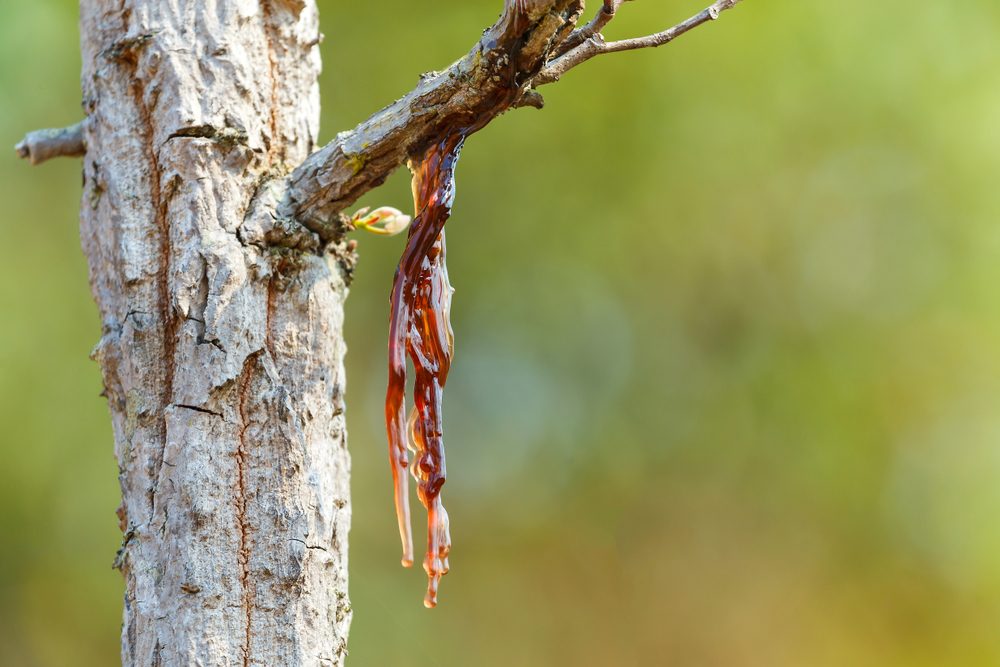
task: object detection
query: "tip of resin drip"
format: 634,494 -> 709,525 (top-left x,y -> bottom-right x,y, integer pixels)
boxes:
423,569 -> 443,608
423,589 -> 438,609
401,556 -> 414,568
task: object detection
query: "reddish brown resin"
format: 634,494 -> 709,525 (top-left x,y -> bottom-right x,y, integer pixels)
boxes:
386,133 -> 464,608
383,0 -> 533,607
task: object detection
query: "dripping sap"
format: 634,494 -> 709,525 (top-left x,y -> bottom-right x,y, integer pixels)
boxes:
383,1 -> 529,607
385,133 -> 464,608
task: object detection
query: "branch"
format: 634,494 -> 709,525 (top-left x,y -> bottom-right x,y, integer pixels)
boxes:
536,0 -> 744,85
283,0 -> 584,234
15,121 -> 86,165
283,0 -> 746,235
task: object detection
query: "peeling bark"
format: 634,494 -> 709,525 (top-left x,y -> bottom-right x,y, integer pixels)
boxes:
80,1 -> 351,664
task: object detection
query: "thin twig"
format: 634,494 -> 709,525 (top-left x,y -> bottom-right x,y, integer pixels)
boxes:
15,121 -> 86,165
555,0 -> 628,57
537,0 -> 744,86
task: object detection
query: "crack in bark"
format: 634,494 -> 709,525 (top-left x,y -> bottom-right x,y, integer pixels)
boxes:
289,538 -> 329,552
113,524 -> 137,571
113,13 -> 178,518
236,352 -> 262,667
166,123 -> 250,149
173,403 -> 225,419
265,277 -> 278,362
260,0 -> 284,167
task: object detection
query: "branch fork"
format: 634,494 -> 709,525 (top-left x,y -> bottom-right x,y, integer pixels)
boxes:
280,0 -> 744,236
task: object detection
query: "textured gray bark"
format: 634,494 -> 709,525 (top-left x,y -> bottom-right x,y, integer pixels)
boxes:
80,1 -> 352,664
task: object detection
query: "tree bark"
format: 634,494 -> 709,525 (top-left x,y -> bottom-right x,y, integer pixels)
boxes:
80,1 -> 352,664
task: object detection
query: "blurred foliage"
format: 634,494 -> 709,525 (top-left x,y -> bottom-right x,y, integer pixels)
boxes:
2,1 -> 1000,665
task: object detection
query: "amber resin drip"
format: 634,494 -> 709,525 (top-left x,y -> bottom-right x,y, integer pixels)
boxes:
384,0 -> 532,608
386,132 -> 465,608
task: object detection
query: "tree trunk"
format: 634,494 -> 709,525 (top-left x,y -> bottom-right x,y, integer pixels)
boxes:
80,1 -> 353,664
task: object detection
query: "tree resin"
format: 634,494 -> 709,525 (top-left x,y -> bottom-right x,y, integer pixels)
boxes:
385,133 -> 465,608
384,0 -> 532,608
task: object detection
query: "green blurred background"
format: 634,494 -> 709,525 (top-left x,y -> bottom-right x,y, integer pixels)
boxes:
3,1 -> 1000,665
